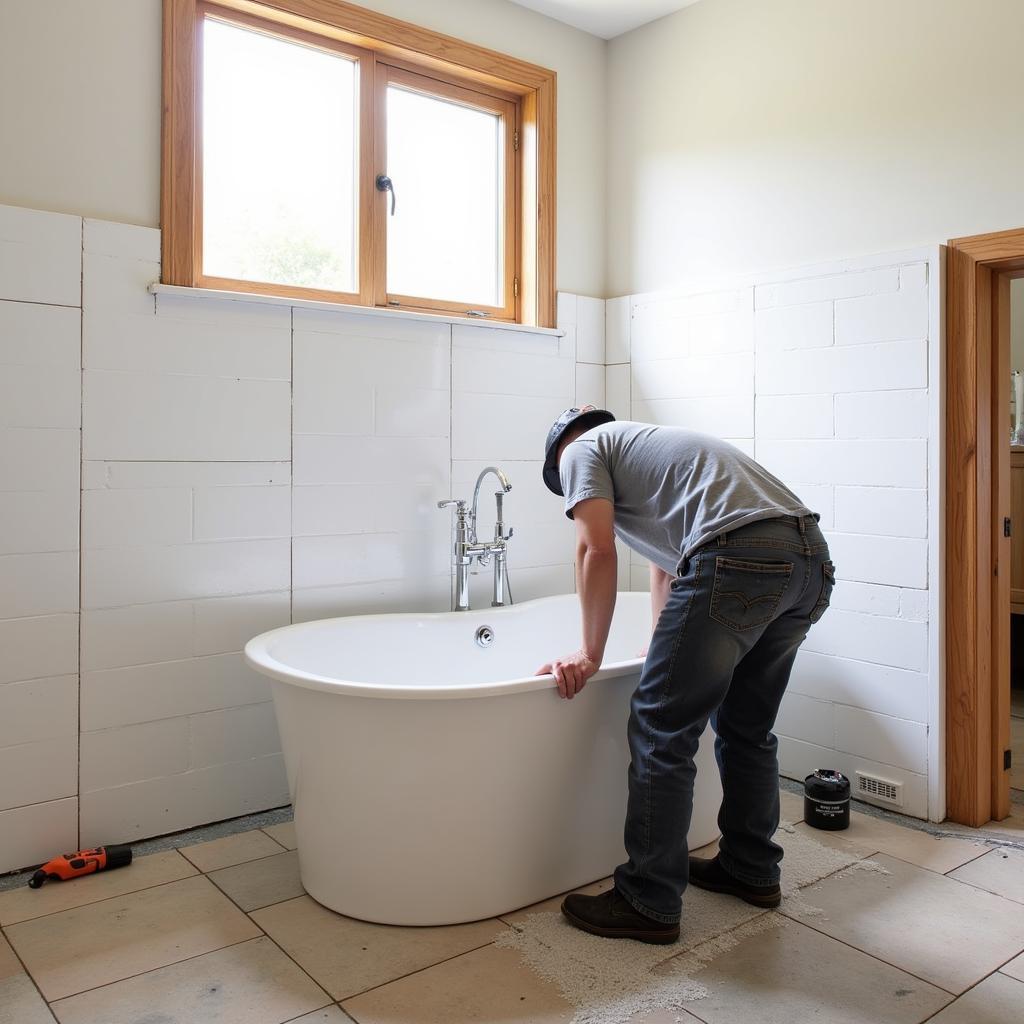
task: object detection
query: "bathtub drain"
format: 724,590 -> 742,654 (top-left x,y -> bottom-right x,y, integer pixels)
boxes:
475,625 -> 495,648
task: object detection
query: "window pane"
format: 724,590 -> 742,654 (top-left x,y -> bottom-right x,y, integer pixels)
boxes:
386,85 -> 503,307
202,19 -> 358,293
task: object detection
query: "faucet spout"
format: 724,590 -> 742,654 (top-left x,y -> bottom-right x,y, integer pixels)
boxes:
471,466 -> 512,542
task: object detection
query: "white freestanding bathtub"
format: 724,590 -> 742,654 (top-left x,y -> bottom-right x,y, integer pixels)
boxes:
244,592 -> 722,926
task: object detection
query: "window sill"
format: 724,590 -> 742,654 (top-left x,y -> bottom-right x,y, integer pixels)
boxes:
149,283 -> 564,338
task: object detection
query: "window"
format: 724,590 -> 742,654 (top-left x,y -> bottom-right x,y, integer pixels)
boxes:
162,0 -> 556,326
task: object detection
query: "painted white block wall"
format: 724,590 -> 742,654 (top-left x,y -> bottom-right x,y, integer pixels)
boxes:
0,206 -> 82,871
0,202 -> 597,870
612,249 -> 942,820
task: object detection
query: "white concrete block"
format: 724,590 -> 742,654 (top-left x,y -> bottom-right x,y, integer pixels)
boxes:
633,396 -> 754,436
834,705 -> 927,774
632,351 -> 754,401
0,675 -> 77,748
92,460 -> 290,490
0,736 -> 77,810
605,297 -> 631,364
835,390 -> 928,438
85,311 -> 291,380
790,650 -> 928,723
630,305 -> 687,362
687,308 -> 754,356
294,434 -> 449,488
80,718 -> 189,791
0,551 -> 78,618
556,292 -> 577,328
295,329 -> 449,435
82,487 -> 193,549
293,530 -> 448,589
0,491 -> 79,555
453,322 -> 567,359
0,797 -> 78,874
83,539 -> 290,609
0,204 -> 81,307
834,486 -> 928,538
828,581 -> 901,617
292,574 -> 452,622
756,394 -> 833,439
900,263 -> 928,290
727,438 -> 755,457
192,485 -> 291,541
755,301 -> 833,351
0,614 -> 78,685
469,562 -> 574,607
80,754 -> 288,847
453,347 -> 573,399
576,362 -> 606,408
755,268 -> 899,309
790,483 -> 833,528
835,287 -> 928,346
83,218 -> 161,262
629,564 -> 651,593
803,608 -> 927,672
576,296 -> 605,364
899,589 -> 929,622
606,364 -> 630,419
757,439 -> 926,488
0,300 -> 80,368
81,602 -> 194,672
293,481 -> 432,537
81,653 -> 270,731
452,393 -> 567,461
189,701 -> 280,768
774,691 -> 834,749
509,522 -> 572,570
756,340 -> 926,395
825,531 -> 928,589
83,371 -> 290,461
0,428 -> 79,492
83,253 -> 157,314
373,387 -> 451,439
192,592 -> 290,656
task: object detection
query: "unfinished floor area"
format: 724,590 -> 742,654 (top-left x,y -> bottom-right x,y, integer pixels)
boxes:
2,790 -> 1023,1024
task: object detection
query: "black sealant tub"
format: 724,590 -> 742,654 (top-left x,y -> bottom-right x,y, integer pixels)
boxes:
803,769 -> 851,830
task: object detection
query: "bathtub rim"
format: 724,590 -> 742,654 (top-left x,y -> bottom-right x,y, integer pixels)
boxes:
244,592 -> 647,701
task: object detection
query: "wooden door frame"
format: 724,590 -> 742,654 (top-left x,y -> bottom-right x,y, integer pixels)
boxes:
945,227 -> 1024,826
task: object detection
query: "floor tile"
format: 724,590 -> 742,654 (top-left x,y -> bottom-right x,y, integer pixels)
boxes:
49,936 -> 330,1024
6,874 -> 260,1000
286,1009 -> 353,1023
675,914 -> 951,1024
0,974 -> 56,1024
1003,949 -> 1024,983
793,811 -> 987,873
342,943 -> 573,1024
251,895 -> 507,1001
0,933 -> 20,979
925,971 -> 1024,1023
779,787 -> 805,823
180,829 -> 287,872
209,850 -> 304,911
625,1012 -> 703,1023
263,821 -> 297,850
0,849 -> 197,926
948,848 -> 1024,904
784,853 -> 1024,994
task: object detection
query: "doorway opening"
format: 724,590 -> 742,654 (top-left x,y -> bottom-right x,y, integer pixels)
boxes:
946,228 -> 1024,826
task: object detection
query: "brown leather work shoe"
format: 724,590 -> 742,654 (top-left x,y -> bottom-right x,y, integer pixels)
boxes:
688,854 -> 782,908
561,888 -> 680,944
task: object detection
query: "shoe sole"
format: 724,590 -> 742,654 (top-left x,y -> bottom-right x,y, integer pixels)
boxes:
688,875 -> 781,909
560,904 -> 680,944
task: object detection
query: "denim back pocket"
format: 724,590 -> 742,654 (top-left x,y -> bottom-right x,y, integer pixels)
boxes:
709,556 -> 794,631
809,560 -> 836,624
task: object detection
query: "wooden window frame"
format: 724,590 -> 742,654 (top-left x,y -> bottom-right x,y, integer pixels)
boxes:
162,0 -> 557,326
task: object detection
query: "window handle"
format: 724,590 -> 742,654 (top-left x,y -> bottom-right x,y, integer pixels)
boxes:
376,174 -> 396,215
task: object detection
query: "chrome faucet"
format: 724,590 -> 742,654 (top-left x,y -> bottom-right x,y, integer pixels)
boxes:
438,467 -> 514,611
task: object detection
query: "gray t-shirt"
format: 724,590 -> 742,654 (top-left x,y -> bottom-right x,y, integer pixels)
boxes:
560,421 -> 814,574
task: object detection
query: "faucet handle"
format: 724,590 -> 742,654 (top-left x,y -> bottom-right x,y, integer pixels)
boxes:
438,498 -> 469,515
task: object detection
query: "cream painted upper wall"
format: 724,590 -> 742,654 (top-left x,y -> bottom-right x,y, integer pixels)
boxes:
0,0 -> 606,296
607,0 -> 1024,297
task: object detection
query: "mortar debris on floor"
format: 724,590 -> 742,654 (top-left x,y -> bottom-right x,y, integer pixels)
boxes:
496,823 -> 870,1024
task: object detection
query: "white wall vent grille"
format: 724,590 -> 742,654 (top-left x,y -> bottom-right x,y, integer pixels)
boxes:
855,771 -> 903,807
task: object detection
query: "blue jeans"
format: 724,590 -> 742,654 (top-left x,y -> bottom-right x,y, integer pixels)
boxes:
613,515 -> 834,924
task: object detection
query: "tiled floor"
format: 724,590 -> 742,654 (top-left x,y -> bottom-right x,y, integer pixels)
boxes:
1,794 -> 1022,1024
